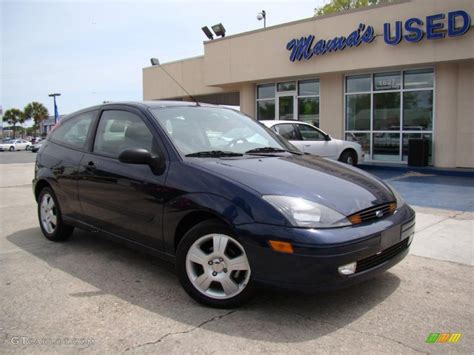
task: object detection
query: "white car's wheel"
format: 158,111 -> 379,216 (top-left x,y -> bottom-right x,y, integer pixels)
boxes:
9,146 -> 14,152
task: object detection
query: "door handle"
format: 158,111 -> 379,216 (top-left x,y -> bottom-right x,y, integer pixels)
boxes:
304,144 -> 311,147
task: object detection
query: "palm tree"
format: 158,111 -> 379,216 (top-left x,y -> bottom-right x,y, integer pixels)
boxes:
24,102 -> 49,135
3,108 -> 25,138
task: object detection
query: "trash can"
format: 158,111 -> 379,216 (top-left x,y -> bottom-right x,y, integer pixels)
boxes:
408,138 -> 429,167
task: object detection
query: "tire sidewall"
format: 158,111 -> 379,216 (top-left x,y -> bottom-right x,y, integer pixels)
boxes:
176,219 -> 254,308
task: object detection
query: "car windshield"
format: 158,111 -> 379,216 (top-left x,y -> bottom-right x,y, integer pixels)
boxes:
150,106 -> 300,157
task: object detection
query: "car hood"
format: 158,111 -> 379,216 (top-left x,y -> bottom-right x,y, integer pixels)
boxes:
189,154 -> 395,216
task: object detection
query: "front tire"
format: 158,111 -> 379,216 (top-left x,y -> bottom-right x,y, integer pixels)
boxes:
9,146 -> 14,152
38,187 -> 74,241
339,150 -> 357,166
176,220 -> 254,308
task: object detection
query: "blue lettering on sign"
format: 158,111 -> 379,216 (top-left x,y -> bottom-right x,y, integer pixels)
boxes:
286,23 -> 375,62
383,10 -> 471,45
287,10 -> 471,61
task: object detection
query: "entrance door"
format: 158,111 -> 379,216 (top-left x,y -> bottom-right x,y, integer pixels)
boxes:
277,94 -> 297,120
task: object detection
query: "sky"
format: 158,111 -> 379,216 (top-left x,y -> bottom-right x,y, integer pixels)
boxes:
1,0 -> 326,123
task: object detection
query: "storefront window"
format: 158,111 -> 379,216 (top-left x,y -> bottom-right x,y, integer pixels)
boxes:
374,72 -> 401,91
277,81 -> 296,92
373,133 -> 400,161
346,94 -> 370,130
403,91 -> 433,130
403,69 -> 434,89
257,84 -> 275,99
298,97 -> 319,126
257,100 -> 275,120
345,68 -> 434,164
373,92 -> 400,130
298,80 -> 319,96
346,75 -> 371,93
256,80 -> 319,124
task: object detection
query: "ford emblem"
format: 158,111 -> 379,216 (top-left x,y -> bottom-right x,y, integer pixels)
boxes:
375,210 -> 384,218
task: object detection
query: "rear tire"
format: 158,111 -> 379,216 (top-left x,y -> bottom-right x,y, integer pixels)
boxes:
9,146 -> 14,152
339,150 -> 357,166
176,219 -> 254,308
38,187 -> 74,241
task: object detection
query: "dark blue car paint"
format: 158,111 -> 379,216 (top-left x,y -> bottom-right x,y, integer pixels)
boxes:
33,101 -> 415,290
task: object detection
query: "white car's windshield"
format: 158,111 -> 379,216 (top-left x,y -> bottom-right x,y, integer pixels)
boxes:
150,106 -> 300,157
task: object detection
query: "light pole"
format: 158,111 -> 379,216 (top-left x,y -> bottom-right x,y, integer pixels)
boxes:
48,93 -> 61,124
257,10 -> 266,28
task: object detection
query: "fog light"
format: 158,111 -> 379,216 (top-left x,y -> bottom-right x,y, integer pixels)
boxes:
338,262 -> 357,275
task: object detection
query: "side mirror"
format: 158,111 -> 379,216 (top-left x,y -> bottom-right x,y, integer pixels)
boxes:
118,148 -> 165,174
324,134 -> 331,141
118,148 -> 152,165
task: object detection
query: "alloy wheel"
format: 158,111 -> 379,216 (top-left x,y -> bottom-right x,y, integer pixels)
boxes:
185,233 -> 251,300
40,193 -> 57,234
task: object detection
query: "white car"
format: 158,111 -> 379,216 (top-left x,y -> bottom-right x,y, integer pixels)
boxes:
261,120 -> 363,165
0,139 -> 32,152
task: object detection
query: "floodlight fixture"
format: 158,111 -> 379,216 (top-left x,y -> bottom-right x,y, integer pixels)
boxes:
211,23 -> 226,37
201,26 -> 214,40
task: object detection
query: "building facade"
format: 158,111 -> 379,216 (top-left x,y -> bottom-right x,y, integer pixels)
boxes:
143,0 -> 474,168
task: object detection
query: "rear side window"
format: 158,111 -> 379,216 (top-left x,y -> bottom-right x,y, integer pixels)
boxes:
297,124 -> 326,141
50,111 -> 96,149
273,124 -> 298,140
93,110 -> 158,158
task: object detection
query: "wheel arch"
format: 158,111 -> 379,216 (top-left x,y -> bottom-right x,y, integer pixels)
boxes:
339,148 -> 358,165
34,179 -> 52,202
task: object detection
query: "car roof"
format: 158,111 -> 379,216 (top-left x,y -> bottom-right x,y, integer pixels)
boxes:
64,101 -> 223,119
260,120 -> 313,126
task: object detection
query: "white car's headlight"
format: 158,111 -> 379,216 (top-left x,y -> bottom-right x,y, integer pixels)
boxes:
262,195 -> 351,228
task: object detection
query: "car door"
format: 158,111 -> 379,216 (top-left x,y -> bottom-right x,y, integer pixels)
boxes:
271,123 -> 305,151
77,106 -> 167,251
295,123 -> 335,158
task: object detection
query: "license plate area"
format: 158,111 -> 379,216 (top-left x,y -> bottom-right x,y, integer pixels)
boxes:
380,225 -> 401,250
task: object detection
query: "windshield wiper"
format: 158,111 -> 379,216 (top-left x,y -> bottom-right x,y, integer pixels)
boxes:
245,147 -> 286,154
185,150 -> 243,158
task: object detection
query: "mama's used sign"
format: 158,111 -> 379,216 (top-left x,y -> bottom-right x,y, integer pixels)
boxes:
286,10 -> 471,62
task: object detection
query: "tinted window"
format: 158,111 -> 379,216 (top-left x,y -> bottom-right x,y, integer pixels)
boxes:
50,111 -> 96,149
346,75 -> 371,93
404,69 -> 433,89
93,110 -> 157,158
257,84 -> 275,99
273,124 -> 298,140
257,100 -> 275,120
297,124 -> 326,141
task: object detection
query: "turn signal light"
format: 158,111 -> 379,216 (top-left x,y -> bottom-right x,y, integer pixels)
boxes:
389,202 -> 397,213
268,240 -> 294,254
348,214 -> 362,225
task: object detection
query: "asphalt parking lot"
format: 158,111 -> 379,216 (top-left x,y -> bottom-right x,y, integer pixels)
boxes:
1,151 -> 473,353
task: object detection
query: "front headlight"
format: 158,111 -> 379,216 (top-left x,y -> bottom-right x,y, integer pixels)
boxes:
262,195 -> 351,228
391,187 -> 405,208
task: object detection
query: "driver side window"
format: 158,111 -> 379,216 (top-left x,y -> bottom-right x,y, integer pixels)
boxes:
93,110 -> 159,158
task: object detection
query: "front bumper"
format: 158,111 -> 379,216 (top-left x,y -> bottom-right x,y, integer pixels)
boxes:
235,204 -> 415,291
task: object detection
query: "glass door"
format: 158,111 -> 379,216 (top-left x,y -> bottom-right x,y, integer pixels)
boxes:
277,94 -> 296,120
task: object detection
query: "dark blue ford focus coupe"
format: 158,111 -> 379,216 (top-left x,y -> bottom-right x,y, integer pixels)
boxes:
33,101 -> 415,307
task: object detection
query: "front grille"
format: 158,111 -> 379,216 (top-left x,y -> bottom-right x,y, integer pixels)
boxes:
355,238 -> 409,273
348,202 -> 396,225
